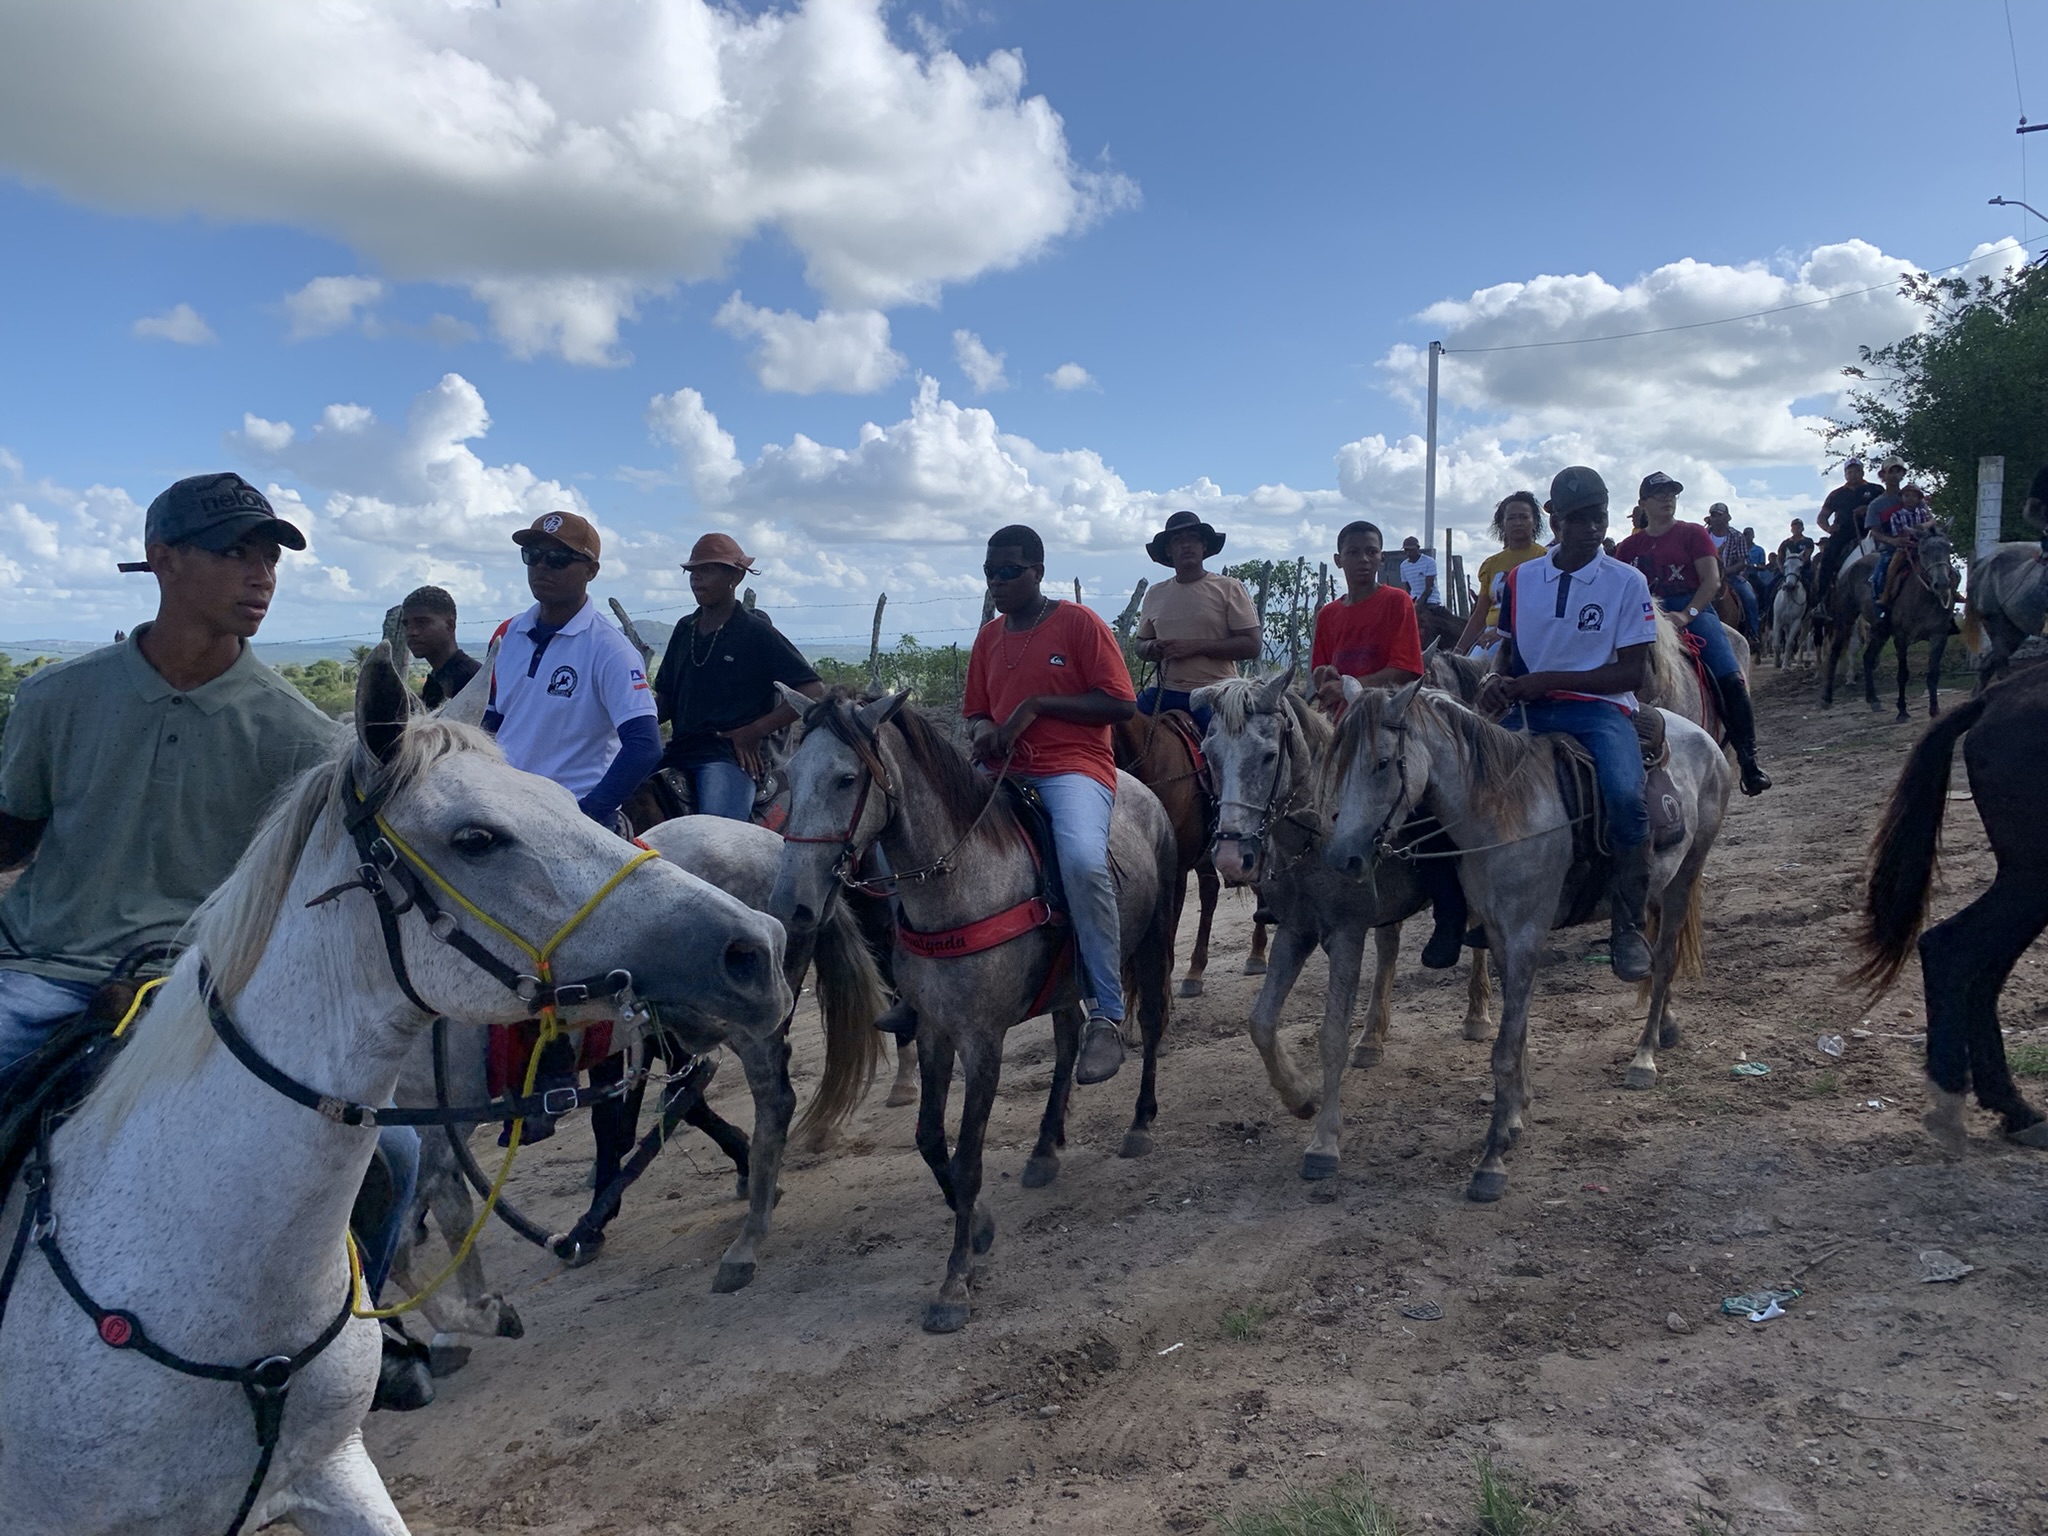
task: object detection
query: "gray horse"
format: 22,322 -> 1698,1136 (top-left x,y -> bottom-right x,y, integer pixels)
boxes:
1322,679 -> 1731,1203
1196,669 -> 1493,1183
769,689 -> 1178,1333
1962,541 -> 2048,690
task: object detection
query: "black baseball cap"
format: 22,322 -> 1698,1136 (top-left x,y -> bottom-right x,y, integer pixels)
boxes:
120,472 -> 306,572
1548,465 -> 1609,516
1638,471 -> 1684,499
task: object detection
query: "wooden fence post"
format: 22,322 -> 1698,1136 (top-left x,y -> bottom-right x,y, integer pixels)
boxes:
1114,577 -> 1148,639
1073,577 -> 1084,605
1287,556 -> 1306,677
980,588 -> 997,627
743,587 -> 757,611
866,593 -> 888,690
608,598 -> 654,671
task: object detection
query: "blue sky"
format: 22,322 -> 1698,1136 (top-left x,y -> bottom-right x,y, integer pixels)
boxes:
2,0 -> 2042,650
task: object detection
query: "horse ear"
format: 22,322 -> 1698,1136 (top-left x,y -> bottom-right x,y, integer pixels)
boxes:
1421,638 -> 1441,663
354,641 -> 411,764
1340,675 -> 1365,707
774,681 -> 814,718
1189,684 -> 1220,716
1384,675 -> 1424,727
1257,669 -> 1293,713
856,689 -> 911,733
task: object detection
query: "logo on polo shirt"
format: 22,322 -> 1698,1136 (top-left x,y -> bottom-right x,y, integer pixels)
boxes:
547,664 -> 579,697
1576,603 -> 1605,632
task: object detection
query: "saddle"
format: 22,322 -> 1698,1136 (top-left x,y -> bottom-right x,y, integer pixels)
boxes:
1677,629 -> 1723,742
0,977 -> 157,1202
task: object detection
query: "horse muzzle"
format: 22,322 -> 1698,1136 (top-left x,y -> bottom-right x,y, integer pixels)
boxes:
1211,834 -> 1262,886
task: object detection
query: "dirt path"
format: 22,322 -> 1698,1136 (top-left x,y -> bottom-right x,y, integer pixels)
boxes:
361,660 -> 2048,1535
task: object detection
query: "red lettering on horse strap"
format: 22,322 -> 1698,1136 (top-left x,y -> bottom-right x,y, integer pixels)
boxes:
896,897 -> 1061,961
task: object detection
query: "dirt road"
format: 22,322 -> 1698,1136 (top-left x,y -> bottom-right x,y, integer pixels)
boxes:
362,661 -> 2048,1535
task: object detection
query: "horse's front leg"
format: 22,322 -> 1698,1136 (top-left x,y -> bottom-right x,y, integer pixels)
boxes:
1628,855 -> 1698,1089
1863,623 -> 1887,711
1349,921 -> 1400,1067
1246,922 -> 1318,1117
1244,919 -> 1270,975
1469,926 -> 1538,1203
1926,627 -> 1948,719
886,1037 -> 920,1109
710,1030 -> 795,1294
913,1022 -> 958,1203
255,1431 -> 407,1536
1462,947 -> 1496,1041
926,1038 -> 1002,1333
1894,632 -> 1912,723
1304,925 -> 1367,1181
1024,1004 -> 1083,1188
1181,859 -> 1220,997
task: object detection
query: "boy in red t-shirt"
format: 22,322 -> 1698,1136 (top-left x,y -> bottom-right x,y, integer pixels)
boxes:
1307,520 -> 1469,967
962,524 -> 1138,1084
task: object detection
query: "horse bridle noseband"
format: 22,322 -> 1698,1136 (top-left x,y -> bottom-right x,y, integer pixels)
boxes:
1208,706 -> 1321,880
0,763 -> 663,1536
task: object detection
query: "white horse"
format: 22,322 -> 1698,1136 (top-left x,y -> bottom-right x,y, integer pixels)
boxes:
1772,556 -> 1814,668
0,652 -> 789,1535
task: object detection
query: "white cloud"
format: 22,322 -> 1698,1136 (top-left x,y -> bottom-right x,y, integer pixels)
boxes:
0,0 -> 1134,363
284,275 -> 385,340
131,303 -> 215,345
713,295 -> 906,393
1046,362 -> 1097,392
952,329 -> 1008,392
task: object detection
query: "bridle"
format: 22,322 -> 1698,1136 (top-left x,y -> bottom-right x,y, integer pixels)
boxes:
1208,704 -> 1320,880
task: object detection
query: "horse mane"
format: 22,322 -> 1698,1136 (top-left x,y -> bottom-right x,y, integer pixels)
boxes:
1205,675 -> 1334,754
802,688 -> 1008,849
1646,609 -> 1689,710
1329,686 -> 1537,838
78,717 -> 501,1136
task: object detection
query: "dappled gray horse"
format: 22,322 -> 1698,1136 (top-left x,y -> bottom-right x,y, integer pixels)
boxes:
1322,679 -> 1731,1203
1196,670 -> 1493,1183
769,689 -> 1177,1333
1962,540 -> 2048,691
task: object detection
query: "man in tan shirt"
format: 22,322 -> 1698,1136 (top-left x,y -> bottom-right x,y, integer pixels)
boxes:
1133,510 -> 1261,730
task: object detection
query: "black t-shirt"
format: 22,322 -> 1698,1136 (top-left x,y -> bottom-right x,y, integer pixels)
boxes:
1778,535 -> 1817,565
420,649 -> 481,709
654,605 -> 820,767
1820,481 -> 1881,539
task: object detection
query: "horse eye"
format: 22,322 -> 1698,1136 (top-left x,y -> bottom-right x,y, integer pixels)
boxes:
1375,757 -> 1393,771
451,826 -> 499,856
837,772 -> 859,789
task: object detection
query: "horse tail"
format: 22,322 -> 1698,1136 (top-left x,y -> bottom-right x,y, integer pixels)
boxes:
1851,690 -> 1989,997
791,897 -> 887,1146
1636,865 -> 1708,1007
1961,582 -> 1985,655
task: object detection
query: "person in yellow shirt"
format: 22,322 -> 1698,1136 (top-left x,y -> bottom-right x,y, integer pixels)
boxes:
1453,490 -> 1547,656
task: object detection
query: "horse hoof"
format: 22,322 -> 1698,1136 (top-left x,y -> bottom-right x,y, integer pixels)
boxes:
1466,1170 -> 1508,1203
1658,1021 -> 1681,1049
1894,711 -> 1910,725
1020,1155 -> 1059,1188
923,1300 -> 972,1334
550,1232 -> 604,1268
1349,1042 -> 1383,1069
1119,1129 -> 1153,1160
494,1302 -> 525,1340
427,1342 -> 471,1378
1300,1151 -> 1340,1181
885,1083 -> 918,1108
2007,1120 -> 2048,1149
971,1203 -> 997,1255
711,1260 -> 757,1294
1178,977 -> 1205,998
1624,1066 -> 1658,1091
1243,957 -> 1268,976
1291,1099 -> 1319,1121
1463,1017 -> 1493,1042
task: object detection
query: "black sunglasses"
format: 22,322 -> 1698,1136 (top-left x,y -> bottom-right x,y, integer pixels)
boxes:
983,561 -> 1033,582
522,544 -> 591,571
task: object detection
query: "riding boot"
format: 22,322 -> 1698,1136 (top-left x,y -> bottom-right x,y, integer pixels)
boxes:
1714,675 -> 1772,795
500,1033 -> 576,1146
1414,844 -> 1468,969
1605,841 -> 1654,983
871,996 -> 919,1045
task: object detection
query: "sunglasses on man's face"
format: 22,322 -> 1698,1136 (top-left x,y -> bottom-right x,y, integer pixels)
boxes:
522,545 -> 591,571
984,561 -> 1033,582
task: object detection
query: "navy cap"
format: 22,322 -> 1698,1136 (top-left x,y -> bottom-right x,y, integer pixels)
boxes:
124,473 -> 306,572
1637,470 -> 1684,500
1548,465 -> 1609,516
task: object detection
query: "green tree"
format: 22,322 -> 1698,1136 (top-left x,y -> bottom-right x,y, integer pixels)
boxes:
278,658 -> 360,718
1224,557 -> 1323,674
1827,260 -> 2048,539
0,652 -> 61,749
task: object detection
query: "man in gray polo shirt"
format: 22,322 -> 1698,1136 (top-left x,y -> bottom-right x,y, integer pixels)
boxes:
0,472 -> 339,1067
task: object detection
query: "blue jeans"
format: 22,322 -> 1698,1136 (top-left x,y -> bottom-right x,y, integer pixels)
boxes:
1136,685 -> 1213,734
1020,772 -> 1124,1022
1871,548 -> 1895,605
1661,597 -> 1741,681
0,969 -> 97,1077
690,759 -> 756,821
365,1124 -> 421,1302
1509,699 -> 1649,850
1728,575 -> 1759,638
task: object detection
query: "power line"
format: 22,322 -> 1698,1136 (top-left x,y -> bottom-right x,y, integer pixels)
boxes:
1439,245 -> 2018,356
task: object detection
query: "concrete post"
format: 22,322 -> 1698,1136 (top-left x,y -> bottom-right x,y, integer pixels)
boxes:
1978,455 -> 2007,562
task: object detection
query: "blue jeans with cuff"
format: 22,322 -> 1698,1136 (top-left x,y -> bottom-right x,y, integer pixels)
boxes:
1020,772 -> 1124,1022
1508,699 -> 1649,850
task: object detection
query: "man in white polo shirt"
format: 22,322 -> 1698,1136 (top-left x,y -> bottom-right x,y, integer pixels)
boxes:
1480,466 -> 1659,983
483,510 -> 660,828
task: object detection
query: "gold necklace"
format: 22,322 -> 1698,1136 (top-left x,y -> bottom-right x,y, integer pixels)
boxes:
998,597 -> 1053,669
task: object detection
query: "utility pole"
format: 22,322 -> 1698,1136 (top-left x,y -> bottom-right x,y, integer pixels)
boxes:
1423,340 -> 1442,552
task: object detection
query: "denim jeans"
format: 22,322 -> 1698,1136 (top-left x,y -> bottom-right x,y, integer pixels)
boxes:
1020,772 -> 1124,1022
1135,685 -> 1213,734
1728,575 -> 1760,637
0,969 -> 97,1077
1660,597 -> 1741,681
690,758 -> 757,821
1509,699 -> 1649,850
364,1124 -> 421,1302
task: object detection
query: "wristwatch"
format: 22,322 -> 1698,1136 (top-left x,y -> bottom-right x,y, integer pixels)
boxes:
1684,605 -> 1700,620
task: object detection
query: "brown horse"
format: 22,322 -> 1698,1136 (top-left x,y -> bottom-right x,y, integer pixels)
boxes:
1114,711 -> 1220,998
1821,538 -> 1958,720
